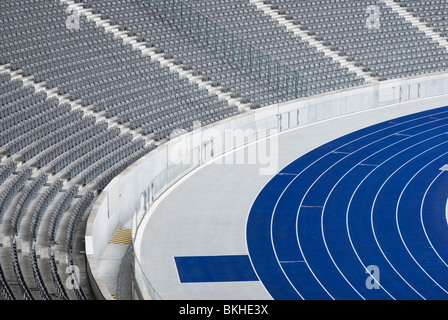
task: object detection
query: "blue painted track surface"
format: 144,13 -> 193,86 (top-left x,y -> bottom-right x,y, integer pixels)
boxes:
246,106 -> 448,300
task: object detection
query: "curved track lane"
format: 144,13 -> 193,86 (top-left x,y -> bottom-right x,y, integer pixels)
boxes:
247,106 -> 448,300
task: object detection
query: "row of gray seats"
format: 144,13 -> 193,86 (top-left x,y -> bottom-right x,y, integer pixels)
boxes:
48,247 -> 69,300
48,185 -> 79,244
11,172 -> 48,236
0,69 -> 152,299
95,143 -> 153,191
64,191 -> 95,300
78,0 -> 323,107
0,161 -> 17,186
29,180 -> 64,242
80,137 -> 146,186
66,132 -> 133,181
29,242 -> 51,300
396,0 -> 448,38
1,174 -> 90,300
51,126 -> 121,175
0,162 -> 17,300
65,192 -> 94,257
10,235 -> 33,300
0,262 -> 14,300
182,0 -> 364,88
35,117 -> 107,169
266,0 -> 448,80
0,0 -> 237,140
0,73 -> 152,186
0,166 -> 33,222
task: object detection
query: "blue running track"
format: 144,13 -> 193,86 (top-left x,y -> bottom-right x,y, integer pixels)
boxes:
246,106 -> 448,300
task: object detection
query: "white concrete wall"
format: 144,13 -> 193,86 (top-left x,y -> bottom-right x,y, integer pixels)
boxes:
85,71 -> 448,299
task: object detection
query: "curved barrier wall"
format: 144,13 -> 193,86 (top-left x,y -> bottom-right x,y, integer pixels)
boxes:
85,72 -> 448,299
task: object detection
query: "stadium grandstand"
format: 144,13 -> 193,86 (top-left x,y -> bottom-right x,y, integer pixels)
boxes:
0,0 -> 448,303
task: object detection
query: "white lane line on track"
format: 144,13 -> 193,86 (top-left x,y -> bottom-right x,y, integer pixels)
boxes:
321,125 -> 446,297
396,151 -> 448,296
344,136 -> 448,300
301,205 -> 324,208
297,121 -> 448,299
421,171 -> 448,268
267,109 -> 448,300
369,140 -> 448,300
319,125 -> 448,299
